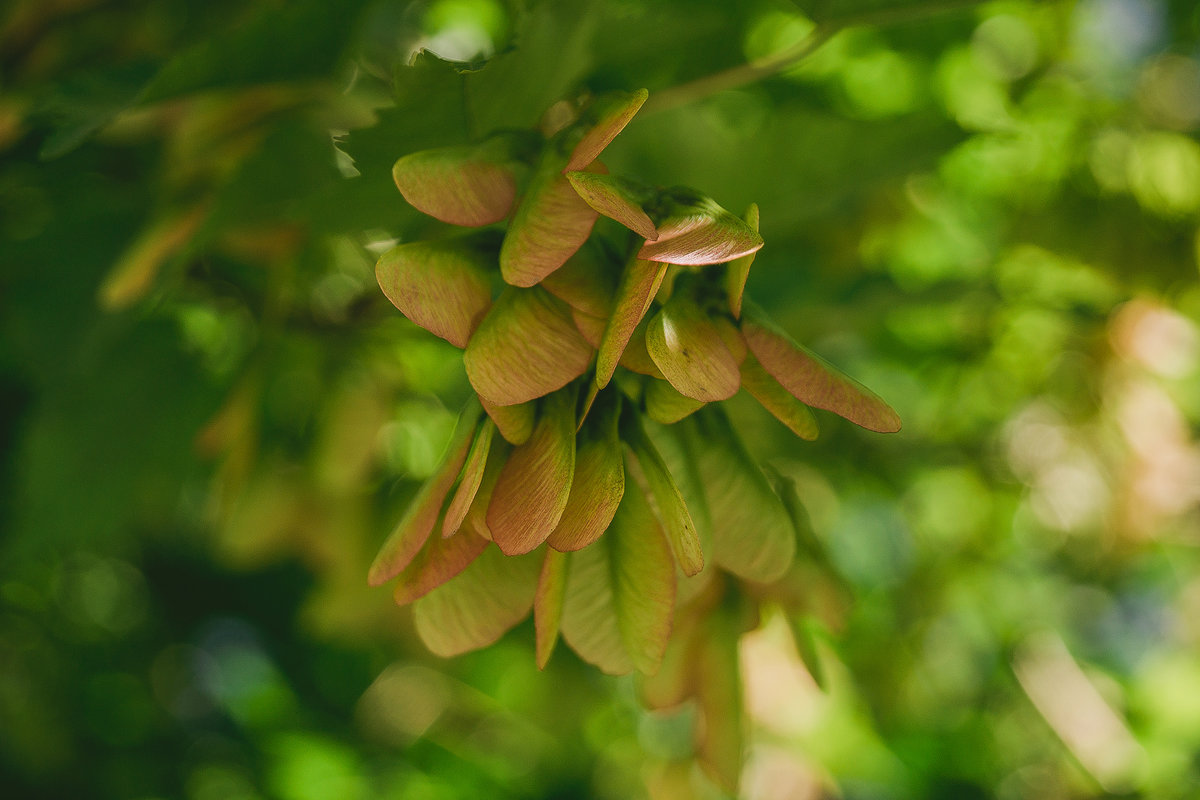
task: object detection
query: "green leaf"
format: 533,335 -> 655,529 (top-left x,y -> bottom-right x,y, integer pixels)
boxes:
393,528 -> 490,605
560,475 -> 676,675
565,171 -> 658,240
595,258 -> 668,389
413,546 -> 542,658
739,355 -> 819,440
645,295 -> 741,402
139,0 -> 372,103
687,408 -> 795,583
547,392 -> 624,551
637,192 -> 764,266
500,153 -> 599,287
99,205 -> 207,310
368,401 -> 481,586
564,88 -> 649,171
376,240 -> 493,348
392,142 -> 519,227
624,416 -> 705,577
535,548 -> 568,669
741,301 -> 902,433
644,378 -> 706,424
487,389 -> 577,555
540,245 -> 618,319
463,4 -> 603,133
442,419 -> 496,537
36,61 -> 157,160
464,287 -> 595,406
335,52 -> 473,230
481,396 -> 535,446
725,204 -> 760,318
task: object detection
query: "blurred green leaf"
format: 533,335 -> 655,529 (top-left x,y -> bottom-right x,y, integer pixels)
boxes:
35,61 -> 158,160
694,608 -> 743,792
140,0 -> 373,103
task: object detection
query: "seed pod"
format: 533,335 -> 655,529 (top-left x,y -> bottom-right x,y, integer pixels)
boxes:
487,389 -> 577,555
566,171 -> 657,240
563,88 -> 649,171
741,301 -> 901,433
375,239 -> 492,349
500,154 -> 600,287
725,204 -> 759,318
547,391 -> 624,552
646,294 -> 741,402
645,378 -> 705,425
465,287 -> 594,407
392,138 -> 523,226
638,190 -> 763,266
413,546 -> 542,657
739,355 -> 819,440
595,258 -> 668,389
559,463 -> 675,675
368,400 -> 481,587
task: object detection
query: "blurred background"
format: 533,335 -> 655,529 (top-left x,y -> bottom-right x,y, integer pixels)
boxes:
4,0 -> 1200,797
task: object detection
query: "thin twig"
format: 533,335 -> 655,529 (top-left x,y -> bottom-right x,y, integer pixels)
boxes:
643,0 -> 988,115
644,25 -> 837,115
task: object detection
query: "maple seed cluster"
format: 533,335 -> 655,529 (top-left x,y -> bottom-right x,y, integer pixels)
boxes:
369,88 -> 900,674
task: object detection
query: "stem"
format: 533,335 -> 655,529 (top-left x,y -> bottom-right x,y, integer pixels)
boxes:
643,0 -> 988,115
644,25 -> 836,115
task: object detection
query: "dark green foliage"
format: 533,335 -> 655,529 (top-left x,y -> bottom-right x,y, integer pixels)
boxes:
4,0 -> 1200,798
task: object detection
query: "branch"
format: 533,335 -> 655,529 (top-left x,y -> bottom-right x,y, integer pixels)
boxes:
643,0 -> 988,115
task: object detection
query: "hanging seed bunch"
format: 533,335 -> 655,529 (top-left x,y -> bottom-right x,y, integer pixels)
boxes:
369,88 -> 900,674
